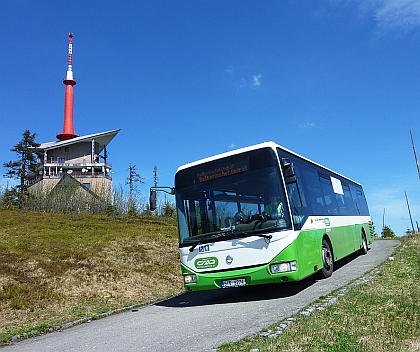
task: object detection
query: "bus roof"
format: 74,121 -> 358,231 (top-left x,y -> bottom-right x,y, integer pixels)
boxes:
176,141 -> 361,186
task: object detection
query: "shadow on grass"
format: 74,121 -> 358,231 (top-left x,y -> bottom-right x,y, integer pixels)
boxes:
156,250 -> 362,308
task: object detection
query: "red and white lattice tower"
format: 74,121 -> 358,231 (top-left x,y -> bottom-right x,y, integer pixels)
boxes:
57,33 -> 78,141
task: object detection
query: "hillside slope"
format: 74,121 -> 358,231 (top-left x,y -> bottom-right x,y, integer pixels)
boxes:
0,210 -> 183,343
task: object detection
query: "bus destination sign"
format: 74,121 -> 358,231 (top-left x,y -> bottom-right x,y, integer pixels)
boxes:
196,159 -> 249,183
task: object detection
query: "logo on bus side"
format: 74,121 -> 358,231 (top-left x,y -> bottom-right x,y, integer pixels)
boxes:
324,218 -> 330,226
195,257 -> 218,269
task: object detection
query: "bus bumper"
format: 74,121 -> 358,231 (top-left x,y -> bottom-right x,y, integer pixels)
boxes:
181,262 -> 301,292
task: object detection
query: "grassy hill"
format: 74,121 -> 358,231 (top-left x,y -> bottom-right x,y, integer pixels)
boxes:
1,209 -> 419,350
0,209 -> 183,344
218,233 -> 420,352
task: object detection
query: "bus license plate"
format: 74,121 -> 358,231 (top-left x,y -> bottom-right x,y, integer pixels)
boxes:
221,278 -> 246,288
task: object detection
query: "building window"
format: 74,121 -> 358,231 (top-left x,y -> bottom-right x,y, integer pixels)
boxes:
83,183 -> 91,189
58,158 -> 65,164
65,147 -> 69,152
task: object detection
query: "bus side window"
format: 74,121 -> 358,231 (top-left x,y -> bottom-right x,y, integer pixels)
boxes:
350,185 -> 369,216
284,162 -> 312,229
319,176 -> 339,215
342,184 -> 356,215
302,167 -> 327,215
336,193 -> 348,215
334,181 -> 350,215
278,152 -> 328,222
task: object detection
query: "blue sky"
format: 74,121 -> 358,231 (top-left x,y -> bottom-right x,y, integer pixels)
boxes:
1,0 -> 419,235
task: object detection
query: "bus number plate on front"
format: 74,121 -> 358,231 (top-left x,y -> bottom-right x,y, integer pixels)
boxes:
221,278 -> 246,288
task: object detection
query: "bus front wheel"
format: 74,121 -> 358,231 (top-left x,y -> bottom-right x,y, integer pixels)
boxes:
318,239 -> 333,279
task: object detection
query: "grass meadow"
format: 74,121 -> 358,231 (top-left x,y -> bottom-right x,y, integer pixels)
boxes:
0,209 -> 183,344
1,208 -> 419,350
218,234 -> 420,352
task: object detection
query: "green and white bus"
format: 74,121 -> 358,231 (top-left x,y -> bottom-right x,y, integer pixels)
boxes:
150,142 -> 374,292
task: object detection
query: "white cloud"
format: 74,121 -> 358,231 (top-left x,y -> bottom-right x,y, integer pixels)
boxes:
224,66 -> 234,73
233,74 -> 263,90
329,0 -> 420,33
226,143 -> 236,151
374,0 -> 420,31
251,74 -> 262,87
299,122 -> 315,128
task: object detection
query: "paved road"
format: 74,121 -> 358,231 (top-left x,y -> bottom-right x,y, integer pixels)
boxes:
2,240 -> 399,352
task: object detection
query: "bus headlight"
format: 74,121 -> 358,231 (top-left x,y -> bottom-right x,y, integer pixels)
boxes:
184,274 -> 197,284
270,261 -> 297,274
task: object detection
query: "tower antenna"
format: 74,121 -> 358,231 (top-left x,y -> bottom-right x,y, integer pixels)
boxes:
57,33 -> 78,141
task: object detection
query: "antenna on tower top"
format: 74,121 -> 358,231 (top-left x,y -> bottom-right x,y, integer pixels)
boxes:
57,33 -> 78,141
65,33 -> 74,80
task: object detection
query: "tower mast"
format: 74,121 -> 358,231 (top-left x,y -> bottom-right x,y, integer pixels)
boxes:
57,33 -> 78,141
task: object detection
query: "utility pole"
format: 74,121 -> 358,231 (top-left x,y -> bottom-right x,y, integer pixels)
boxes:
153,166 -> 158,214
382,208 -> 385,237
405,191 -> 415,233
153,166 -> 158,188
410,130 -> 420,180
126,164 -> 145,212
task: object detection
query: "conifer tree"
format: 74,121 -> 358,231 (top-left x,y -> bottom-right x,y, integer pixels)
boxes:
3,130 -> 42,207
382,225 -> 396,238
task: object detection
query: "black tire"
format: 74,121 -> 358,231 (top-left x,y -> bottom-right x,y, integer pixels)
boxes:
358,232 -> 368,255
318,238 -> 333,279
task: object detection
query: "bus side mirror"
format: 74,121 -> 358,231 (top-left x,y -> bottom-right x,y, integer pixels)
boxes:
282,158 -> 297,184
149,186 -> 175,211
150,189 -> 157,211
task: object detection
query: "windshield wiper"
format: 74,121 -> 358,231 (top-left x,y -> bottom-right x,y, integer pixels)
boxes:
232,224 -> 283,240
251,233 -> 273,240
234,230 -> 272,240
188,227 -> 275,252
188,230 -> 229,252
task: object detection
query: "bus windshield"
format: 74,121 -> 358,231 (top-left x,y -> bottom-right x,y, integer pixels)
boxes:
175,148 -> 292,247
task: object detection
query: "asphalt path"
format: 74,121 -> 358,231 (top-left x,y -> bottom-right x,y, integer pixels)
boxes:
2,240 -> 400,352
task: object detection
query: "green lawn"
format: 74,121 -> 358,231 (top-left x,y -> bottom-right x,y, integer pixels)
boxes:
1,209 -> 418,351
0,209 -> 184,344
218,234 -> 420,352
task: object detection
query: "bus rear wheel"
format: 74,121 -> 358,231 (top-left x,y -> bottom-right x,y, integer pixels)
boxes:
318,239 -> 333,279
358,232 -> 368,255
